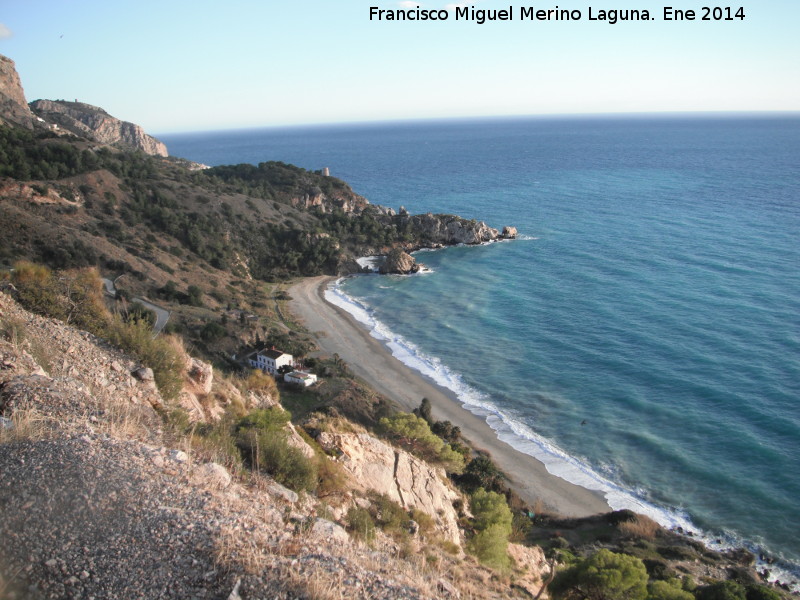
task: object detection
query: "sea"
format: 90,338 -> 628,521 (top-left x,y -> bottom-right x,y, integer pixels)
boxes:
161,115 -> 800,586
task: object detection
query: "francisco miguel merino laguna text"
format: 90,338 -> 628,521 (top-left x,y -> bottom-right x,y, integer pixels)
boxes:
369,6 -> 747,24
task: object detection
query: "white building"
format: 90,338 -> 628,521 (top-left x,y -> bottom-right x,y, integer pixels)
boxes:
284,371 -> 318,387
249,348 -> 293,375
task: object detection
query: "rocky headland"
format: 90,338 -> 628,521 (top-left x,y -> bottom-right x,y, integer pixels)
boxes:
29,99 -> 169,156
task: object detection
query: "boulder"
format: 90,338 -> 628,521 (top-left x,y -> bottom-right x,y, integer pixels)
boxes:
267,481 -> 299,504
284,422 -> 316,459
188,358 -> 213,395
197,462 -> 232,489
310,518 -> 350,545
502,226 -> 518,239
132,367 -> 154,382
379,248 -> 419,275
178,390 -> 206,423
506,543 -> 550,597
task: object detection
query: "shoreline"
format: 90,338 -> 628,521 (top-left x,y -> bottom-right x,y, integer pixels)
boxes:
288,275 -> 611,517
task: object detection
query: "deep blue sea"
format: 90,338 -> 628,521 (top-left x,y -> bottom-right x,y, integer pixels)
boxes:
162,115 -> 800,585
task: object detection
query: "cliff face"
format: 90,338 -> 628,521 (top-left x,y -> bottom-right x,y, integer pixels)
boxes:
0,54 -> 33,129
29,99 -> 168,156
316,431 -> 463,544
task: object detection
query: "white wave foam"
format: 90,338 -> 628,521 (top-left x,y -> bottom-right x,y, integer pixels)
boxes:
324,278 -> 799,591
356,256 -> 382,272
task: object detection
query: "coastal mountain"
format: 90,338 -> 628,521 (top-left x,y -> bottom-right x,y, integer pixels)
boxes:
0,53 -> 514,358
29,99 -> 169,157
0,55 -> 33,130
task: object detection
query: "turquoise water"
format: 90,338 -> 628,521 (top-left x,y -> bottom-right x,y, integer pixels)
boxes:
162,116 -> 800,584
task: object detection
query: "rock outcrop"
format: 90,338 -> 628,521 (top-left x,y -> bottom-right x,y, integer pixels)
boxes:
502,226 -> 518,239
379,248 -> 419,275
29,99 -> 168,156
316,431 -> 462,544
292,189 -> 371,215
400,213 -> 500,246
0,54 -> 33,129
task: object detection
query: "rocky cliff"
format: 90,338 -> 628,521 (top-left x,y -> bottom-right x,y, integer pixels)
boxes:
317,431 -> 462,544
0,54 -> 33,129
29,99 -> 168,156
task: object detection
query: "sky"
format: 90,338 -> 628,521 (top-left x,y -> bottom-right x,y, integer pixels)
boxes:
1,0 -> 799,133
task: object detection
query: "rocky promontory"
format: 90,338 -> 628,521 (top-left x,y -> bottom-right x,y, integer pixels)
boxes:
0,54 -> 33,129
370,214 -> 516,274
29,99 -> 168,156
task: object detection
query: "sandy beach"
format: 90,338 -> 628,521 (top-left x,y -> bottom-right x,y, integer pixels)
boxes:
288,275 -> 610,517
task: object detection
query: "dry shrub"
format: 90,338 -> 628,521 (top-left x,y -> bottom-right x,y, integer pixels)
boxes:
316,455 -> 350,499
214,525 -> 272,575
283,565 -> 346,600
0,408 -> 49,444
618,513 -> 661,540
244,369 -> 279,396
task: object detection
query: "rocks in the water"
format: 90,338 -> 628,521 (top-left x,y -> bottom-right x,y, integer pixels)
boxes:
379,248 -> 419,275
502,226 -> 518,239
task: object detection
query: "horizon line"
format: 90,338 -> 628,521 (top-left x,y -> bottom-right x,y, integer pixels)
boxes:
154,109 -> 800,137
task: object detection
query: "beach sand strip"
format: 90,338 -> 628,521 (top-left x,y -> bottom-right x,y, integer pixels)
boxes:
288,275 -> 610,517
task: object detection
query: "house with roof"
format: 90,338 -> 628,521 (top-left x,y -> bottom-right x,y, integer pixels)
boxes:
284,371 -> 318,387
248,348 -> 294,375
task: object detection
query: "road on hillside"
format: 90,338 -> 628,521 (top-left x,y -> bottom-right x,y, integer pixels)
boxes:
101,278 -> 170,336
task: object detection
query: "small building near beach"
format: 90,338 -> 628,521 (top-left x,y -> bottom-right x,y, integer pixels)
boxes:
248,348 -> 293,375
284,371 -> 318,387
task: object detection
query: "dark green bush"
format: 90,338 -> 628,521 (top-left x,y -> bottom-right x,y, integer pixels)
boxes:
696,582 -> 747,600
551,549 -> 649,600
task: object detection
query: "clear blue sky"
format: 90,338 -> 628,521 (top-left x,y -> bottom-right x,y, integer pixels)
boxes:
2,0 -> 798,133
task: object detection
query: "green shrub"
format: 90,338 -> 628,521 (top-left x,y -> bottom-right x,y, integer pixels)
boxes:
456,455 -> 506,493
410,508 -> 436,536
106,319 -> 184,400
471,488 -> 512,532
370,492 -> 411,535
316,456 -> 349,498
551,549 -> 649,600
467,488 -> 513,570
11,261 -> 68,321
236,407 -> 290,432
190,415 -> 243,473
234,408 -> 317,492
346,507 -> 376,542
469,523 -> 512,570
648,580 -> 695,600
379,411 -> 465,473
235,428 -> 316,492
